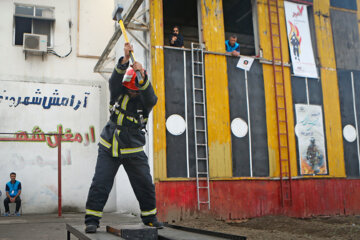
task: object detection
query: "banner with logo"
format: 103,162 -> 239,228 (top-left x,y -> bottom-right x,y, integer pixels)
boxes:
295,104 -> 327,175
284,1 -> 318,78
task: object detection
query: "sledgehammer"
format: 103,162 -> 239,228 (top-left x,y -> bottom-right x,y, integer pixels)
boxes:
112,4 -> 144,84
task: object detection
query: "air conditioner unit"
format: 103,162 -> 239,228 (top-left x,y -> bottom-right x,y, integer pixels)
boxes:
23,33 -> 47,53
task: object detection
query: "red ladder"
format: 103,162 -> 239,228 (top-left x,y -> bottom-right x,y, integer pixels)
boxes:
267,0 -> 292,207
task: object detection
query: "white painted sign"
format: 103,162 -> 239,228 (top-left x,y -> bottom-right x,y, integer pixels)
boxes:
0,81 -> 101,213
284,1 -> 318,78
295,104 -> 327,175
236,56 -> 255,71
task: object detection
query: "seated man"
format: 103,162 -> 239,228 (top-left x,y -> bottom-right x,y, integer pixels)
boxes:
225,35 -> 240,57
169,26 -> 184,48
4,172 -> 22,216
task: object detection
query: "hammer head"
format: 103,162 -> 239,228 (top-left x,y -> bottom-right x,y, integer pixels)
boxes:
112,4 -> 124,21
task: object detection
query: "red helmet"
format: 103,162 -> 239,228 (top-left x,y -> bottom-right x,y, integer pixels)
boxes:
122,68 -> 139,90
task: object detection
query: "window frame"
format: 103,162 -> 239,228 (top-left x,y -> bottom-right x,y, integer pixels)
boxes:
13,3 -> 55,48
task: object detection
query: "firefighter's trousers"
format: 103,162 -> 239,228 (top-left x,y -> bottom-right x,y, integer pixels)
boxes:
85,147 -> 156,226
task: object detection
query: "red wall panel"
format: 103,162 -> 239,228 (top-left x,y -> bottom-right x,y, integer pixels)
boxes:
155,179 -> 360,222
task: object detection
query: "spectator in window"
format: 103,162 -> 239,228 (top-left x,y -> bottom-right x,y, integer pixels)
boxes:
4,172 -> 22,217
169,26 -> 184,48
225,35 -> 240,56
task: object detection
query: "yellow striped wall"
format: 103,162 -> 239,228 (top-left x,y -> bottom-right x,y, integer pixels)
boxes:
200,0 -> 232,178
313,0 -> 345,177
150,0 -> 167,181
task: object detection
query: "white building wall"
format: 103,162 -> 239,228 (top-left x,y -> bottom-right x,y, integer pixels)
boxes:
0,0 -> 120,214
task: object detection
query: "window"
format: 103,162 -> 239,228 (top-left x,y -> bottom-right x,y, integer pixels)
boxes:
163,0 -> 199,48
223,0 -> 256,56
14,4 -> 55,47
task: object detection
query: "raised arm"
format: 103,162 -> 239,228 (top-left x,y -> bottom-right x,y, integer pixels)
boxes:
108,43 -> 132,105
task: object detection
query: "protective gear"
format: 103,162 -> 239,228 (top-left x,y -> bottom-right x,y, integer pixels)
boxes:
85,225 -> 98,233
85,56 -> 160,228
122,68 -> 139,90
85,148 -> 157,226
143,216 -> 164,229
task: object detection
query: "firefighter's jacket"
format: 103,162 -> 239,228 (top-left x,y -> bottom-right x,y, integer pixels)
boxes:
99,57 -> 158,157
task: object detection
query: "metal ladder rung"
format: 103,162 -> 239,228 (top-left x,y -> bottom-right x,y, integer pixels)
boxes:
193,61 -> 203,64
197,158 -> 207,160
193,74 -> 203,78
194,88 -> 204,91
194,101 -> 204,104
195,115 -> 205,118
200,201 -> 209,204
198,186 -> 209,189
196,129 -> 206,132
197,143 -> 207,146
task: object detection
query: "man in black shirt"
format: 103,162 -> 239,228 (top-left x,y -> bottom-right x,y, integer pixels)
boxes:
169,26 -> 184,48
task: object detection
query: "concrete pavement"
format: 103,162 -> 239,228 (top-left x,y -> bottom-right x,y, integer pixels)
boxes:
0,212 -> 141,240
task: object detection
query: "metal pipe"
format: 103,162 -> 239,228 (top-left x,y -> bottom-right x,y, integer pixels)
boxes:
305,77 -> 310,105
351,72 -> 360,175
245,70 -> 253,177
58,133 -> 62,217
184,51 -> 190,178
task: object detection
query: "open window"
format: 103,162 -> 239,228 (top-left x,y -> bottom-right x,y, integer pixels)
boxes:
14,4 -> 55,47
163,0 -> 199,48
222,0 -> 257,56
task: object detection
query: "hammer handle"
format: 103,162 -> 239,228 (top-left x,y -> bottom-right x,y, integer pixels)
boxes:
119,20 -> 144,84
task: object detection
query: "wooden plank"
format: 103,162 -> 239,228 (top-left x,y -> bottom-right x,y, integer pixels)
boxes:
313,0 -> 345,177
150,0 -> 167,181
200,0 -> 232,178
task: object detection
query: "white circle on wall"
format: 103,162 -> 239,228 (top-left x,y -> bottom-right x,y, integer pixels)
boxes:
343,124 -> 357,142
166,114 -> 186,136
231,118 -> 248,138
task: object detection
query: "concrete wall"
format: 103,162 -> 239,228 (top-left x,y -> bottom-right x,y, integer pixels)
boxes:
0,0 -> 115,214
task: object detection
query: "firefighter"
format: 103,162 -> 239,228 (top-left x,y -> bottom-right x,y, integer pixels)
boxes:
84,43 -> 163,233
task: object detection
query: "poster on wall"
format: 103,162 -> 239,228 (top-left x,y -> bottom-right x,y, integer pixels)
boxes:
0,81 -> 101,213
284,1 -> 318,78
295,104 -> 327,175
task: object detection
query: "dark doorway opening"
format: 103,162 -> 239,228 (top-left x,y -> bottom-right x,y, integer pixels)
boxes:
223,0 -> 256,56
163,0 -> 199,48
